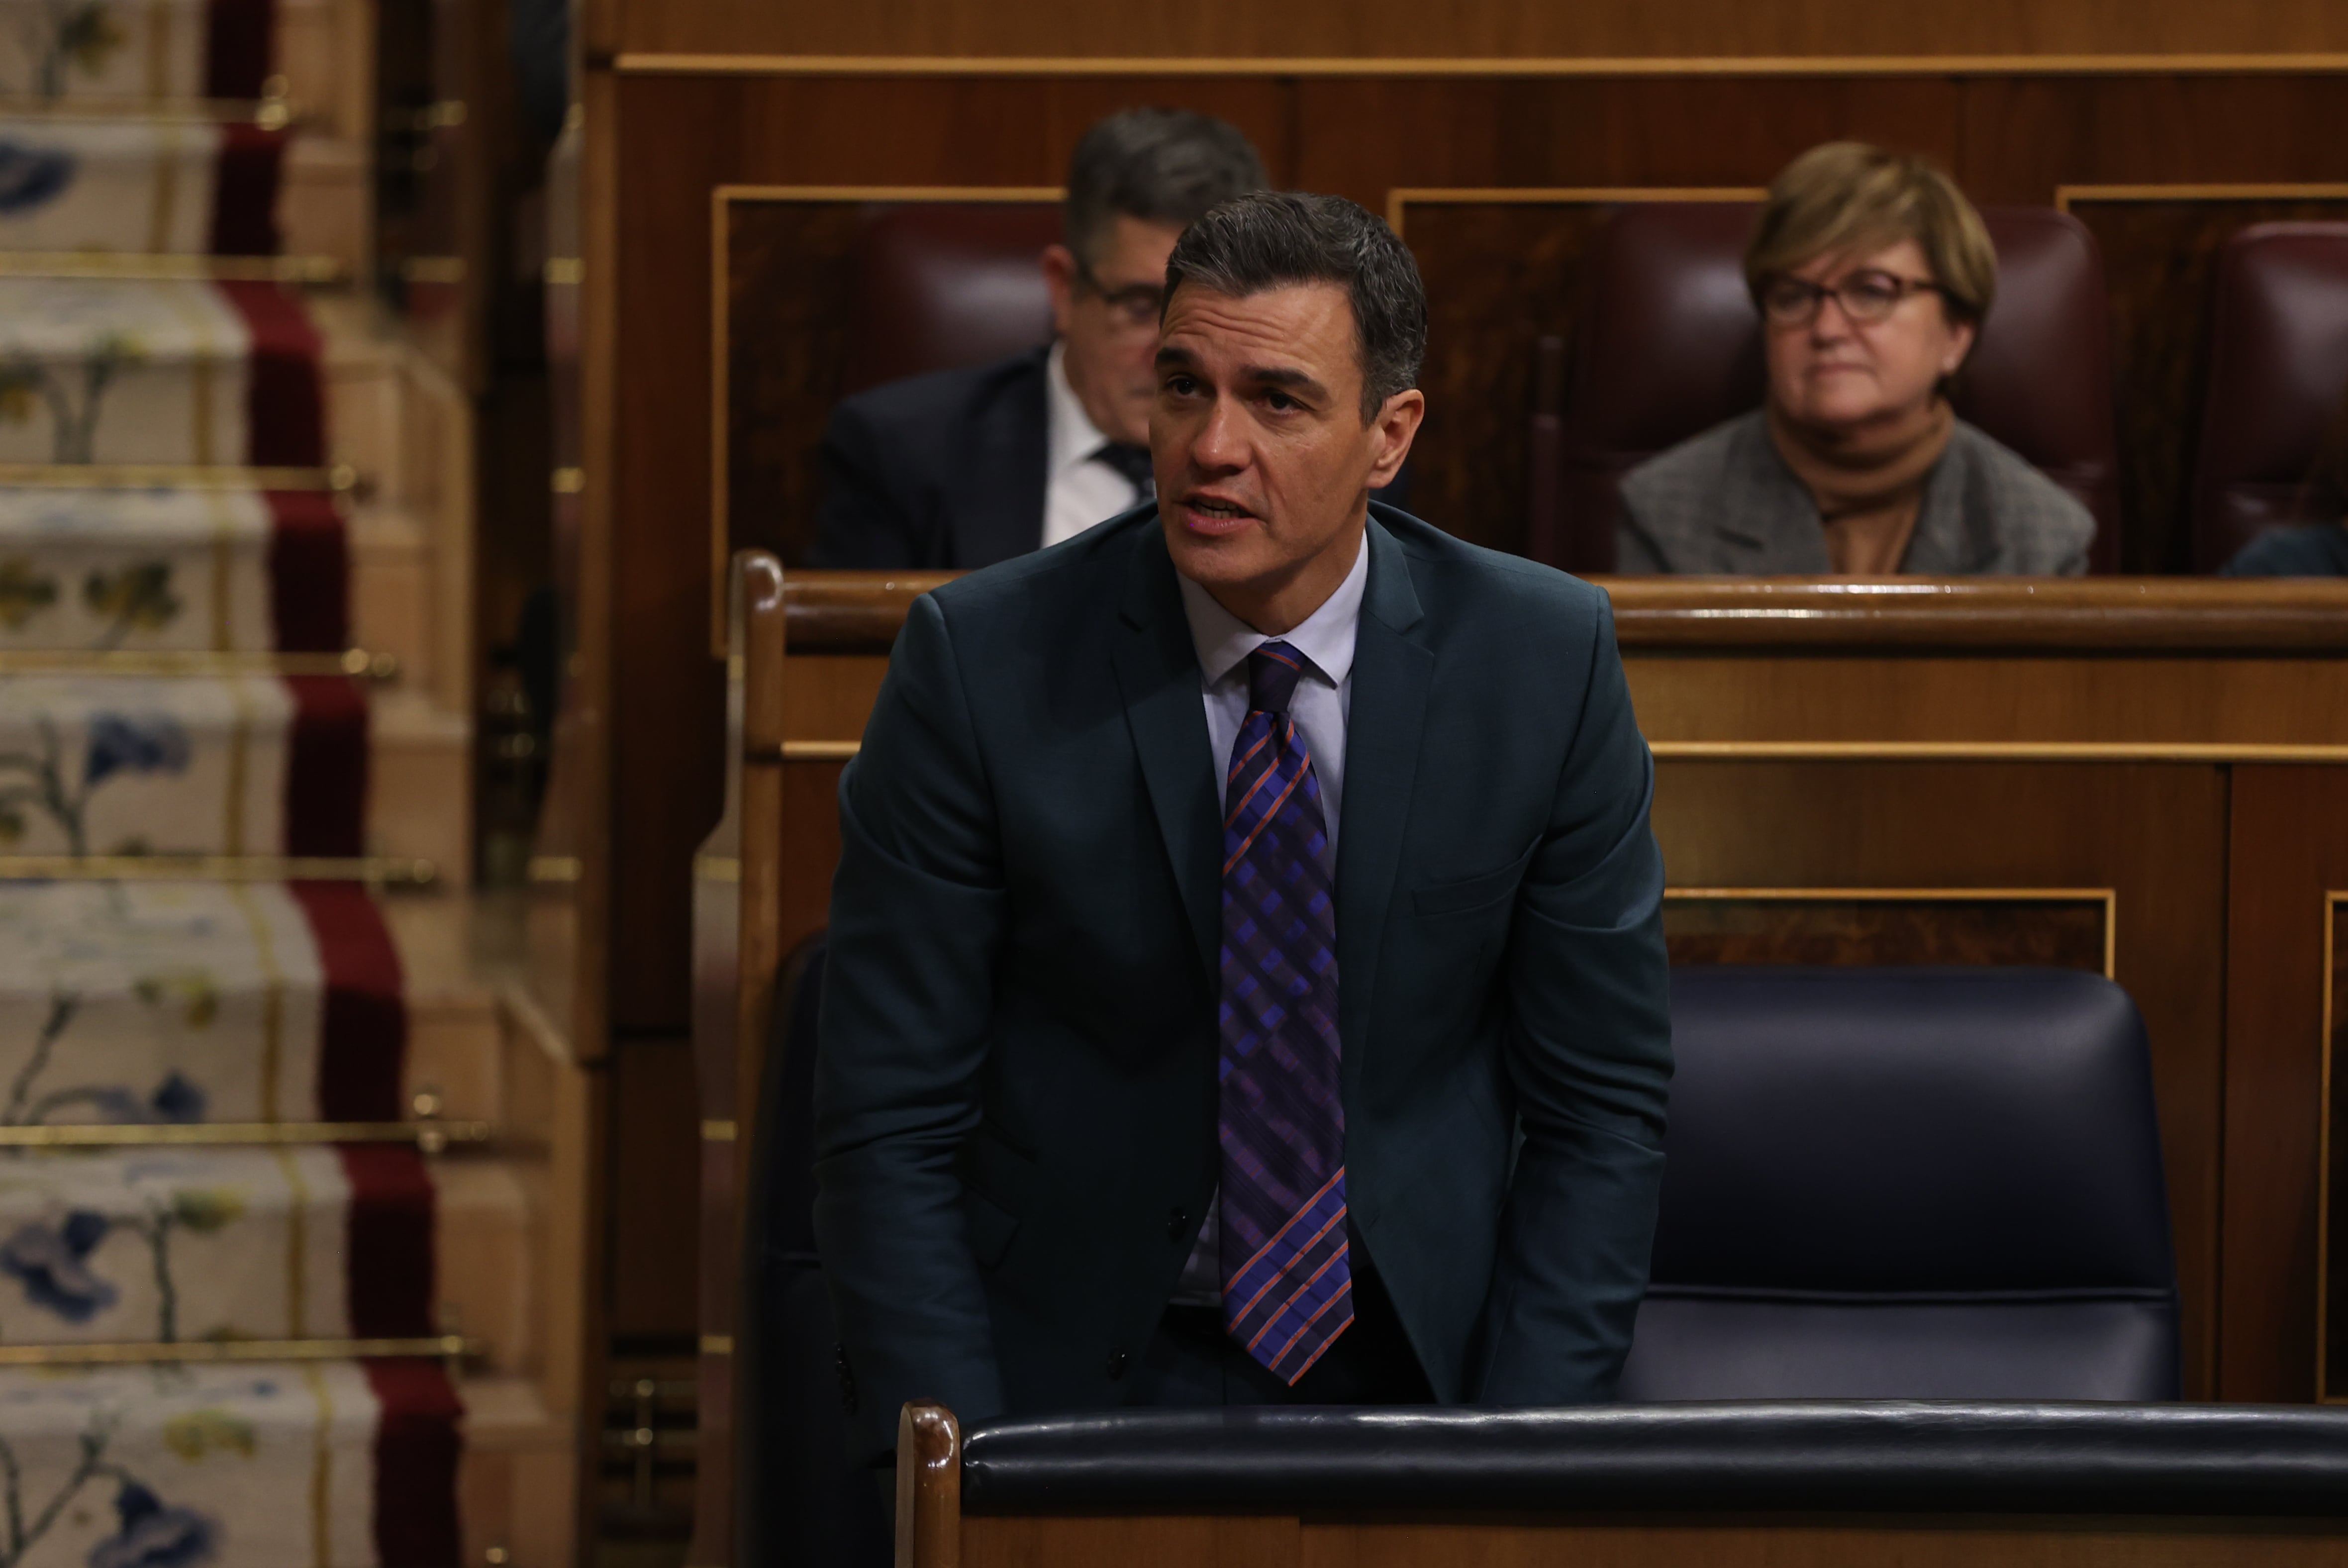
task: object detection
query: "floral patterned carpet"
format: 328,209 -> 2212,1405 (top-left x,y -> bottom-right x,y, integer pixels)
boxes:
0,5 -> 465,1565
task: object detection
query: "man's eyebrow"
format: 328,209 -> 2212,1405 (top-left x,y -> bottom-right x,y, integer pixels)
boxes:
1154,345 -> 1199,369
1245,366 -> 1329,399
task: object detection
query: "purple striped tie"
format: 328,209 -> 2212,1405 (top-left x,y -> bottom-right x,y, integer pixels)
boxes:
1218,640 -> 1351,1384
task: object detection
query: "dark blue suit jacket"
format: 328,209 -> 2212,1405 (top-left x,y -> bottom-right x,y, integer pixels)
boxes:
808,348 -> 1052,571
812,504 -> 1673,1462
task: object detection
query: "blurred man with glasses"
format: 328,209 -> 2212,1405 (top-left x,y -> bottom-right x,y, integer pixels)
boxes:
810,109 -> 1269,569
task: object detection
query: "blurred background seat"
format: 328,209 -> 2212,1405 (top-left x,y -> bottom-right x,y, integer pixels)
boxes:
1540,203 -> 2122,573
840,203 -> 1062,396
1618,966 -> 2179,1402
2188,222 -> 2348,572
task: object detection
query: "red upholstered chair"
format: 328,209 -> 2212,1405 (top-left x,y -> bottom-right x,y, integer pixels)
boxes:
2188,223 -> 2348,572
839,203 -> 1063,396
1537,203 -> 2122,573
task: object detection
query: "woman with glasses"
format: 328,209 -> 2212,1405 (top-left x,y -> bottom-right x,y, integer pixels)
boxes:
1616,142 -> 2094,576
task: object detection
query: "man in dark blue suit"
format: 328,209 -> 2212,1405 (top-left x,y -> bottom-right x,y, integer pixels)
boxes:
813,192 -> 1673,1464
807,108 -> 1268,571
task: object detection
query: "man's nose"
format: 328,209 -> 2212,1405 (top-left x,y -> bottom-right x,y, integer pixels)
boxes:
1190,397 -> 1248,470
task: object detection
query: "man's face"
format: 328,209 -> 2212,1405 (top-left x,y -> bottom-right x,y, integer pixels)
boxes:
1043,214 -> 1183,447
1152,281 -> 1420,630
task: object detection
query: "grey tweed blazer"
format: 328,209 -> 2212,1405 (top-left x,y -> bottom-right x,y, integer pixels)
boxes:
1615,409 -> 2095,575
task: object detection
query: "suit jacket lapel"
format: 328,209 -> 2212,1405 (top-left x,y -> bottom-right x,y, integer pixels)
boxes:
1110,518 -> 1219,979
1335,515 -> 1432,1084
1712,417 -> 1834,573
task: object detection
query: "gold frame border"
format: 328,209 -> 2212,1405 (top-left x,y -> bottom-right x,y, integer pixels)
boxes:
0,463 -> 355,492
619,52 -> 2348,80
0,1335 -> 481,1368
0,1120 -> 490,1149
0,856 -> 436,884
0,253 -> 344,283
2057,182 -> 2348,211
0,648 -> 394,678
2324,891 -> 2345,1404
1664,885 -> 2116,980
1386,185 -> 1765,237
708,183 -> 1064,657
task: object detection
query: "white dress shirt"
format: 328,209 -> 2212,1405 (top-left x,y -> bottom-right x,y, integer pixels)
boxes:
1168,531 -> 1368,1305
1043,342 -> 1148,548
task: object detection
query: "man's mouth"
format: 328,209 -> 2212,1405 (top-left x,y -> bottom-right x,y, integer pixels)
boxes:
1178,494 -> 1257,535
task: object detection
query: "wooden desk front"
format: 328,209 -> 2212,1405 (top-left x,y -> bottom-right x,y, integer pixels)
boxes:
688,567 -> 2348,1563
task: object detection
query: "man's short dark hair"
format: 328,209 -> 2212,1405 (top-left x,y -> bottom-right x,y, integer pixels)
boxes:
1065,108 -> 1268,272
1163,191 -> 1428,421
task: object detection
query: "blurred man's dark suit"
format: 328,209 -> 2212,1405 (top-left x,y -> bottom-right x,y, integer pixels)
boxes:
812,502 -> 1674,1464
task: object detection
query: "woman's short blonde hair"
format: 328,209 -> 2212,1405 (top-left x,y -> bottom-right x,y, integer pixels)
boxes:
1744,142 -> 1997,326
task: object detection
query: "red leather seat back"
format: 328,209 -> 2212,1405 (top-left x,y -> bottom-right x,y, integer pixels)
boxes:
840,204 -> 1063,396
2189,223 -> 2348,572
1552,202 -> 2122,573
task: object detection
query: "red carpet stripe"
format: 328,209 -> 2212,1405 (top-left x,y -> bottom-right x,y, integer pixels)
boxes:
339,1145 -> 435,1339
364,1360 -> 464,1568
208,124 -> 288,257
289,880 -> 405,1121
265,490 -> 349,650
218,281 -> 325,467
284,674 -> 369,856
202,0 -> 276,101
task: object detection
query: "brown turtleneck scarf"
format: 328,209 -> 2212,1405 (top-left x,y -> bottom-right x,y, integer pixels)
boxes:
1766,397 -> 1956,575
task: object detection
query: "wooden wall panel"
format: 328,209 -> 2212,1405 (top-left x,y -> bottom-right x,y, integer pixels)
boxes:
1651,761 -> 2230,1396
1296,77 -> 1961,209
2227,767 -> 2348,1404
1663,894 -> 2108,972
602,0 -> 2348,67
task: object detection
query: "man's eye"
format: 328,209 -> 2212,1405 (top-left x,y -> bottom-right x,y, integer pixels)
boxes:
1164,375 -> 1196,395
1266,392 -> 1297,411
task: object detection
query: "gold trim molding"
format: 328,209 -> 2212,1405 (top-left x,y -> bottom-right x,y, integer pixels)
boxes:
0,855 -> 437,884
0,1335 -> 482,1368
617,52 -> 2348,80
0,1120 -> 491,1149
0,253 -> 343,283
0,462 -> 357,492
707,183 -> 1062,657
0,648 -> 394,678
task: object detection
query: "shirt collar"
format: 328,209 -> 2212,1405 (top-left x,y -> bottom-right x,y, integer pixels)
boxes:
1044,341 -> 1113,481
1175,528 -> 1369,691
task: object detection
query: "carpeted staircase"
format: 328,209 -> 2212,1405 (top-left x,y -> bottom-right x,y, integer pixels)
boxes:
0,4 -> 571,1564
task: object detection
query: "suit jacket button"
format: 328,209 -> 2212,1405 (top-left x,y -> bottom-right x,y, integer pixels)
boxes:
1166,1207 -> 1190,1241
1107,1349 -> 1130,1380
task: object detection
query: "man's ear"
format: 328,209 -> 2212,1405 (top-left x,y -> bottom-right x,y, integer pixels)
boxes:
1041,245 -> 1079,339
1367,389 -> 1425,490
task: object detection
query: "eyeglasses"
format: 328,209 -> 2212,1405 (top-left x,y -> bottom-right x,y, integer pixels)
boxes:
1074,260 -> 1165,331
1760,269 -> 1952,327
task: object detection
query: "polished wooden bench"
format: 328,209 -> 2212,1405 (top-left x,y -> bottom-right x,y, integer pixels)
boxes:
688,558 -> 2348,1560
893,1397 -> 2348,1567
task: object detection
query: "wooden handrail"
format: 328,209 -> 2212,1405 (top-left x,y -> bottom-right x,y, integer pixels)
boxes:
896,1402 -> 963,1568
778,572 -> 2348,653
687,549 -> 790,1568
